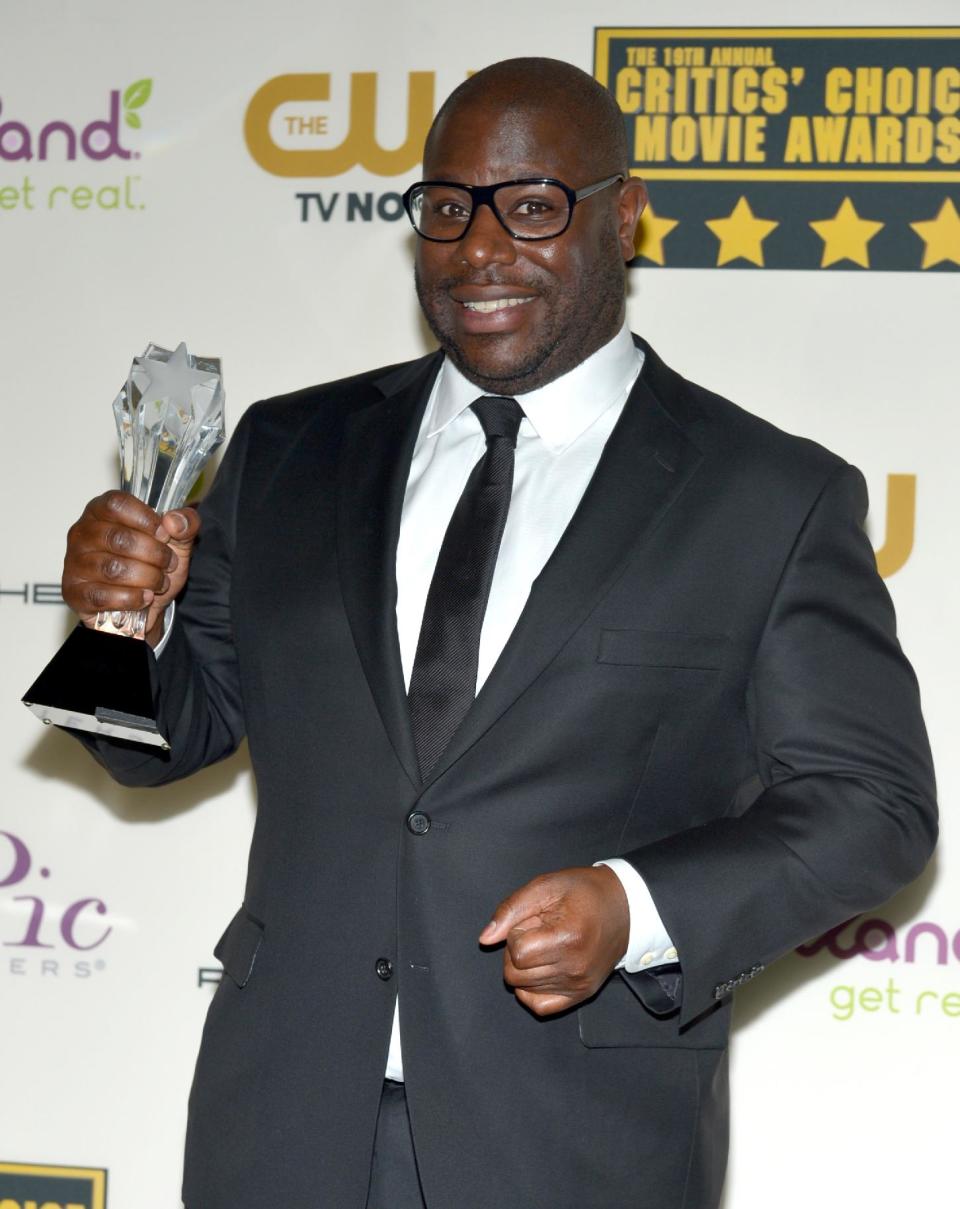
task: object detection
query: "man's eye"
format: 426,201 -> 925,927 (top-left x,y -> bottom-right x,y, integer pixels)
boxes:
434,200 -> 470,220
510,198 -> 557,219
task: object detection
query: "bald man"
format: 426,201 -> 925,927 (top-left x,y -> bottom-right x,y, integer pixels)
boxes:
61,59 -> 935,1209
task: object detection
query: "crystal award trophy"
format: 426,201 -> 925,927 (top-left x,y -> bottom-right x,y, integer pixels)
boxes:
23,342 -> 226,749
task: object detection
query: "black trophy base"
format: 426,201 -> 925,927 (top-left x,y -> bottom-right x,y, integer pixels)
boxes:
22,624 -> 169,749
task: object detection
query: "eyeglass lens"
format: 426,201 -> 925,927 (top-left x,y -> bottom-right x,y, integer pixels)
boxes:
410,183 -> 571,240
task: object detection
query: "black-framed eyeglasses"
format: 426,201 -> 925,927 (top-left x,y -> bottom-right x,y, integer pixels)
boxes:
402,174 -> 625,242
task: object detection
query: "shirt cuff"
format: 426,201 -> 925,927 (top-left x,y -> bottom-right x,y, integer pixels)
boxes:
595,857 -> 678,973
152,602 -> 175,656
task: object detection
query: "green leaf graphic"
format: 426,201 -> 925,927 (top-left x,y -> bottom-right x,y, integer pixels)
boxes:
123,78 -> 153,110
125,111 -> 141,129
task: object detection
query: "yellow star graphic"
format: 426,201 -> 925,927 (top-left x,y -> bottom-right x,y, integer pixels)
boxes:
910,198 -> 960,269
704,196 -> 778,267
635,201 -> 679,265
809,197 -> 884,269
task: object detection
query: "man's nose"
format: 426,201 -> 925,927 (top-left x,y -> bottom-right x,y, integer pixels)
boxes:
457,201 -> 518,269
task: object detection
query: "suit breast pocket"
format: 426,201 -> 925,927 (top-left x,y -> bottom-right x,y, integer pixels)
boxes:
596,628 -> 729,671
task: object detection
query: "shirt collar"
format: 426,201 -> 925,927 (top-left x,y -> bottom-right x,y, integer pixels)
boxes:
426,321 -> 644,453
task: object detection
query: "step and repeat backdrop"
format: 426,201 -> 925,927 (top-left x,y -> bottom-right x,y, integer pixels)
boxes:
2,2 -> 957,1206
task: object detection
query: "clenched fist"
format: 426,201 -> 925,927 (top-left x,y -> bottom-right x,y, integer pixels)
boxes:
61,490 -> 201,645
479,865 -> 630,1016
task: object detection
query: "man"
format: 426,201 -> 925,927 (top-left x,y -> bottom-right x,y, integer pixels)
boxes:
60,59 -> 936,1209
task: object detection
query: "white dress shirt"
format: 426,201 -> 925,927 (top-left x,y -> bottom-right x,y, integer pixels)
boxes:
387,322 -> 676,1080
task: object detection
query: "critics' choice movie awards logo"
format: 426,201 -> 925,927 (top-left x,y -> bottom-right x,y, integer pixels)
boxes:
0,1162 -> 107,1209
1,830 -> 114,979
244,71 -> 466,224
594,27 -> 960,270
0,80 -> 151,213
797,915 -> 960,1023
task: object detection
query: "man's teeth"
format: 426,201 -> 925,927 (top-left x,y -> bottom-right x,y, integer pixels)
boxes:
462,297 -> 534,313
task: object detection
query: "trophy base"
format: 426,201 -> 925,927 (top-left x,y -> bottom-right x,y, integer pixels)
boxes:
22,625 -> 170,749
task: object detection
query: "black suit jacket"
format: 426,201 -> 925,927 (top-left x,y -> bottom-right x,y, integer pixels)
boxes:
85,338 -> 936,1209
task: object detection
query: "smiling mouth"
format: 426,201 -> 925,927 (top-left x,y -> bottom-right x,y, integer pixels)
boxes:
461,297 -> 536,313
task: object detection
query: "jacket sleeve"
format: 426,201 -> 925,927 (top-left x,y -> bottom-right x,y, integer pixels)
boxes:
72,403 -> 258,787
622,463 -> 938,1028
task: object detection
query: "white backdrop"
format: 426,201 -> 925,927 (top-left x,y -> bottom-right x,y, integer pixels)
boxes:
1,2 -> 956,1206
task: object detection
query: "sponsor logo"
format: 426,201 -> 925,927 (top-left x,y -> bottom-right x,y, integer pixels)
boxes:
243,70 -> 469,224
294,189 -> 406,224
0,1161 -> 107,1209
797,914 -> 960,1023
798,914 -> 960,965
0,81 -> 151,214
871,473 -> 915,579
0,582 -> 64,606
1,830 -> 113,979
0,81 -> 150,162
246,71 -> 437,177
595,28 -> 960,270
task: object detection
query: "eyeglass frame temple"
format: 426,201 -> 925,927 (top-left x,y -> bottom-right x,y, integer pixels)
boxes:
573,173 -> 625,202
402,173 -> 626,242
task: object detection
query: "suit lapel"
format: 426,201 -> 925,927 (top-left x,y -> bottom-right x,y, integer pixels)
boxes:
337,353 -> 441,788
424,340 -> 705,785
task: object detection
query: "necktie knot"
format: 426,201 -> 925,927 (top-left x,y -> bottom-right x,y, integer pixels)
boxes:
471,396 -> 524,448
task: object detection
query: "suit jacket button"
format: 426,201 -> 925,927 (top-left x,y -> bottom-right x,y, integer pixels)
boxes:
407,811 -> 431,835
375,957 -> 393,981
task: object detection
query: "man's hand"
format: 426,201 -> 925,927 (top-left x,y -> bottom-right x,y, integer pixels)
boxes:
479,866 -> 629,1016
62,490 -> 200,646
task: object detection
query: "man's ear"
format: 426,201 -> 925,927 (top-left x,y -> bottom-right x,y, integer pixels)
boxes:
617,176 -> 648,262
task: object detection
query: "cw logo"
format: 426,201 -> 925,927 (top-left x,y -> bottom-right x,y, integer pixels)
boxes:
874,473 -> 915,579
245,72 -> 441,177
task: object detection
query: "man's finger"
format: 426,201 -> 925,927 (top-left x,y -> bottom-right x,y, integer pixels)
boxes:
70,519 -> 178,569
478,877 -> 560,945
513,988 -> 576,1017
69,550 -> 171,593
85,489 -> 162,533
505,921 -> 567,970
502,958 -> 567,990
158,507 -> 201,544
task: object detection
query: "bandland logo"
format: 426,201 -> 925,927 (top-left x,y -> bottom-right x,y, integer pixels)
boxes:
798,914 -> 960,965
797,914 -> 960,1022
0,1161 -> 107,1209
1,830 -> 113,979
0,80 -> 151,161
0,81 -> 151,213
244,71 -> 468,224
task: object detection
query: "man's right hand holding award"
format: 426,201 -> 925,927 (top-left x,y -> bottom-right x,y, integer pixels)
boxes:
63,489 -> 200,649
23,340 -> 224,747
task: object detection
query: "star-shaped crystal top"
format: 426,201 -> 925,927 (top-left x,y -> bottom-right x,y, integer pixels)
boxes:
113,341 -> 225,513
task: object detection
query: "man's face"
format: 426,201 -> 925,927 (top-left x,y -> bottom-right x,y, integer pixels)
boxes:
414,98 -> 643,396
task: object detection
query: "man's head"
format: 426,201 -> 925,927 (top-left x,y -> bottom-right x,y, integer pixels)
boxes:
413,58 -> 646,396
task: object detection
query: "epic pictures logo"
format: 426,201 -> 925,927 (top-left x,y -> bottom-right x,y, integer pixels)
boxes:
0,1162 -> 107,1208
1,830 -> 113,979
0,80 -> 152,214
797,913 -> 960,1022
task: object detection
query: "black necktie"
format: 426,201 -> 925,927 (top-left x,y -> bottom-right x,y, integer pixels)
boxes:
407,395 -> 525,779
